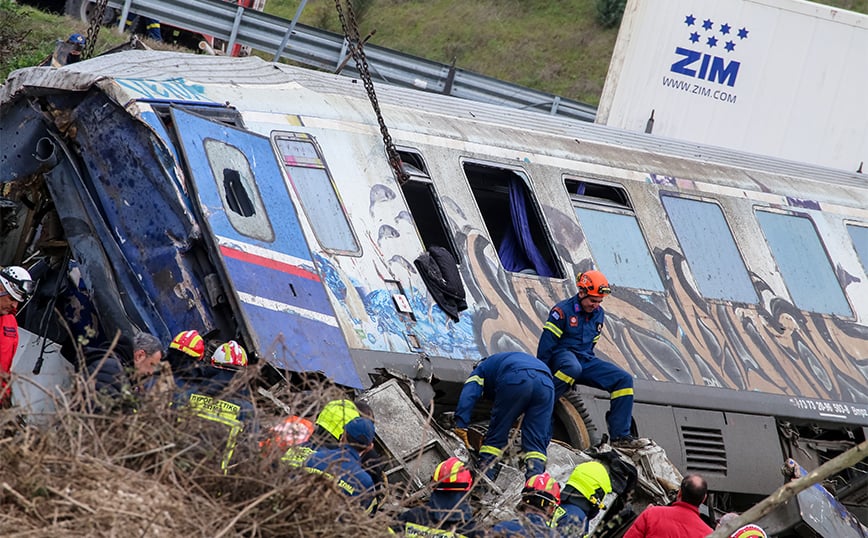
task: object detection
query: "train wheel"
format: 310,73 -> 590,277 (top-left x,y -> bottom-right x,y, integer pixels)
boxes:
554,390 -> 598,450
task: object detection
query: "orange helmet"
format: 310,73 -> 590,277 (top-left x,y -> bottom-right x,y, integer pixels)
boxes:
432,457 -> 473,492
169,330 -> 205,359
259,416 -> 314,452
576,270 -> 611,297
522,473 -> 561,508
211,340 -> 248,368
730,524 -> 767,538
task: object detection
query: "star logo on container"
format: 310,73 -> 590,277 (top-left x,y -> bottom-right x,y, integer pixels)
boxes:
672,13 -> 752,87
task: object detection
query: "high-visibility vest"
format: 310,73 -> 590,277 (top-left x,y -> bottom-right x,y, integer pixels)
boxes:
187,392 -> 244,473
403,522 -> 468,538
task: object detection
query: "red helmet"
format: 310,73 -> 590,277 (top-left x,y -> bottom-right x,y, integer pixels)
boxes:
211,340 -> 248,368
576,270 -> 611,297
169,330 -> 205,360
432,457 -> 473,491
522,473 -> 561,507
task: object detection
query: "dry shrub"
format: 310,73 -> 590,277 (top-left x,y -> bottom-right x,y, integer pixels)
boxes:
0,372 -> 401,537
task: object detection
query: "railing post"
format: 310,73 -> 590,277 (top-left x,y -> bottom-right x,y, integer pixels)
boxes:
272,0 -> 308,62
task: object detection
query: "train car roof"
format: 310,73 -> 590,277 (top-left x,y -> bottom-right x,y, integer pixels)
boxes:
2,50 -> 863,190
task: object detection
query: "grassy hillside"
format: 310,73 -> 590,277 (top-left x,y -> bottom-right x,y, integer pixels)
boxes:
3,0 -> 868,102
263,0 -> 868,106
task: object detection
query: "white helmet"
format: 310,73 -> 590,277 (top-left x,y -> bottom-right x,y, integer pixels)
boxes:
211,340 -> 248,368
0,266 -> 34,302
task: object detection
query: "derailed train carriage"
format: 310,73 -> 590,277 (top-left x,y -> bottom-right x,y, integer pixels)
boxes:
1,51 -> 866,532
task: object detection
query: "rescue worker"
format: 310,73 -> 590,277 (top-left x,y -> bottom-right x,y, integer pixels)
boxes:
64,33 -> 85,64
0,266 -> 33,406
125,15 -> 163,41
175,339 -> 252,473
537,270 -> 641,448
164,329 -> 206,382
396,457 -> 479,537
80,331 -> 162,413
453,351 -> 555,480
623,474 -> 713,538
487,473 -> 562,537
302,397 -> 387,509
302,416 -> 377,513
552,461 -> 612,536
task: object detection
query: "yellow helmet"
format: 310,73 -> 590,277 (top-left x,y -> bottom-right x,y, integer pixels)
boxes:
566,461 -> 612,509
315,399 -> 360,441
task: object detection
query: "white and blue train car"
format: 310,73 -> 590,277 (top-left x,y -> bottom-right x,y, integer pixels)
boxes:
1,51 -> 866,525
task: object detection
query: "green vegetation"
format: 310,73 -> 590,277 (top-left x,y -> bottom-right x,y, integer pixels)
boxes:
3,0 -> 868,103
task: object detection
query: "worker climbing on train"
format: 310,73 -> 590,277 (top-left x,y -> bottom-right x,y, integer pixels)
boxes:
453,351 -> 555,481
551,461 -> 613,536
537,270 -> 643,449
395,457 -> 479,537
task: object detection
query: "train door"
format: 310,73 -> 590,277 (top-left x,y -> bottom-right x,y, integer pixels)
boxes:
170,108 -> 361,387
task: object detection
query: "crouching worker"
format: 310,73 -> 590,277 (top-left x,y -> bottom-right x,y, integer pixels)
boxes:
396,457 -> 479,537
488,473 -> 562,537
302,416 -> 378,513
454,351 -> 555,480
552,461 -> 612,537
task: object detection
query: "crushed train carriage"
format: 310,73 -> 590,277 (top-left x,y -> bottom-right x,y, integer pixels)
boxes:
1,51 -> 867,529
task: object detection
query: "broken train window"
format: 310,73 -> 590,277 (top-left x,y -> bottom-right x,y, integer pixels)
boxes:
203,139 -> 275,242
463,161 -> 562,278
397,149 -> 459,261
272,133 -> 360,255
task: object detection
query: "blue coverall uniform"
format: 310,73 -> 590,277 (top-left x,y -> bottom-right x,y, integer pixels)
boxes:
488,512 -> 562,537
454,351 -> 555,479
553,501 -> 589,537
397,490 -> 478,537
537,295 -> 634,440
303,446 -> 376,512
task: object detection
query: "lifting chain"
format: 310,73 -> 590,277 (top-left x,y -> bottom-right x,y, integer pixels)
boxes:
83,0 -> 110,60
333,0 -> 409,185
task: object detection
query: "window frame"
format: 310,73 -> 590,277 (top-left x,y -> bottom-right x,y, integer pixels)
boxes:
461,158 -> 564,279
755,207 -> 853,317
270,131 -> 361,256
660,192 -> 757,304
566,177 -> 664,293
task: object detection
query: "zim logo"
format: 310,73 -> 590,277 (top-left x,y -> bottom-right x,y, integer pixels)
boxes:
671,48 -> 739,87
670,14 -> 749,88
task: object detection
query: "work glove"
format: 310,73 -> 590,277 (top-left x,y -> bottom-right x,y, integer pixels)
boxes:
453,427 -> 472,450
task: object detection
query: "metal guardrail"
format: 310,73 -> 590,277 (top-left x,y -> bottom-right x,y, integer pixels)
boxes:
106,0 -> 597,122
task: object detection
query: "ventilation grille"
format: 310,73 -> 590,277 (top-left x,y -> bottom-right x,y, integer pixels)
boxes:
682,426 -> 727,475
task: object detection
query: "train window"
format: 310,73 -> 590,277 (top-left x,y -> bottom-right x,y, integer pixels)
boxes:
397,150 -> 460,261
272,133 -> 360,255
661,195 -> 756,303
757,211 -> 851,316
203,139 -> 274,242
848,224 -> 868,274
464,162 -> 562,278
568,179 -> 663,292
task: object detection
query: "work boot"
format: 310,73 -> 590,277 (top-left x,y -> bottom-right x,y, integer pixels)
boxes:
610,435 -> 648,449
523,457 -> 546,480
477,453 -> 501,482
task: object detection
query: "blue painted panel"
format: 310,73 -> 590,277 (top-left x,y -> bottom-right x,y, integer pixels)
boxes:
171,108 -> 360,387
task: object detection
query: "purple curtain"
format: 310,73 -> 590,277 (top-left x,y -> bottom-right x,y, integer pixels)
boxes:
496,178 -> 555,277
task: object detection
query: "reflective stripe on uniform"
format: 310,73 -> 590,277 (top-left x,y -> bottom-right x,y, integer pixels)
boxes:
281,445 -> 315,467
611,387 -> 633,399
523,451 -> 547,463
404,522 -> 468,538
554,370 -> 575,385
465,375 -> 484,386
479,445 -> 503,457
544,321 -> 563,337
188,392 -> 243,473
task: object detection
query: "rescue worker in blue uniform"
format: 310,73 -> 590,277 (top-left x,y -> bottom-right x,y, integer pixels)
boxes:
453,351 -> 555,480
537,270 -> 641,448
302,416 -> 377,513
551,461 -> 612,537
396,457 -> 479,537
488,473 -> 562,537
